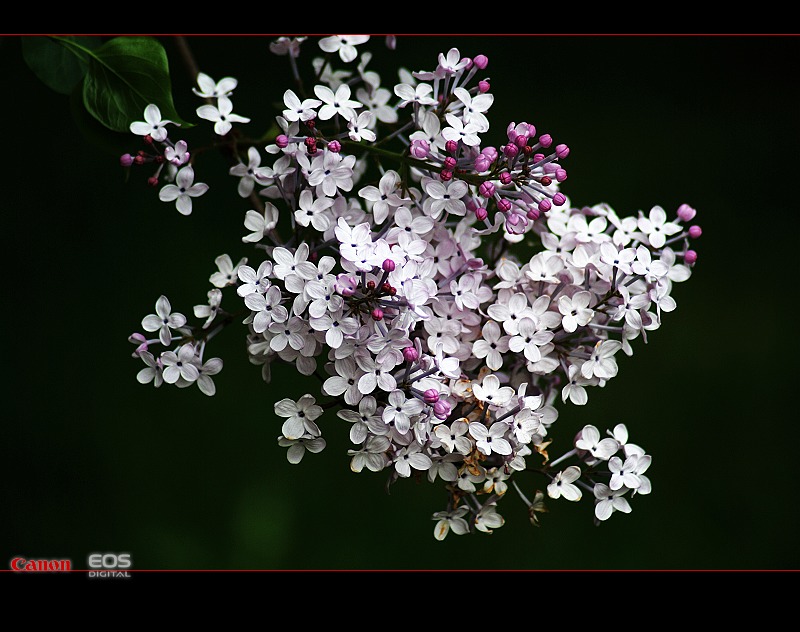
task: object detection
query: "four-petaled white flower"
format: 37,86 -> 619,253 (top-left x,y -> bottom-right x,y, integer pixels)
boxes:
159,166 -> 209,216
142,295 -> 186,346
347,111 -> 376,142
318,35 -> 370,63
575,424 -> 619,461
581,339 -> 623,380
130,104 -> 177,142
469,421 -> 512,456
193,72 -> 237,99
441,113 -> 482,147
161,343 -> 200,384
547,465 -> 582,501
275,394 -> 323,440
313,84 -> 362,122
593,483 -> 632,521
637,205 -> 681,249
472,374 -> 515,408
558,291 -> 594,333
358,169 -> 409,225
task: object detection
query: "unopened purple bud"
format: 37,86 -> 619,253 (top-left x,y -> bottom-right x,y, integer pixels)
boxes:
479,181 -> 495,198
555,143 -> 570,159
533,153 -> 545,163
382,258 -> 396,272
473,54 -> 488,69
410,138 -> 429,159
482,146 -> 498,162
445,139 -> 458,155
328,139 -> 341,153
677,203 -> 697,222
478,80 -> 490,93
475,207 -> 488,221
276,134 -> 289,148
538,199 -> 552,212
474,153 -> 491,172
439,169 -> 453,181
688,225 -> 702,239
503,143 -> 519,159
147,176 -> 159,187
433,400 -> 451,420
555,168 -> 568,182
497,198 -> 512,212
423,389 -> 440,404
371,308 -> 384,321
684,249 -> 698,264
515,134 -> 528,149
538,134 -> 552,148
553,193 -> 567,206
120,153 -> 134,167
443,156 -> 457,170
499,172 -> 512,185
527,208 -> 540,220
403,346 -> 419,363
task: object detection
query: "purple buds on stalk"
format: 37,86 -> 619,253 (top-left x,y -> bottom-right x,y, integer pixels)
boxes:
689,225 -> 702,239
445,140 -> 458,155
120,154 -> 134,167
410,139 -> 430,159
327,140 -> 341,153
478,80 -> 491,93
555,144 -> 570,159
685,250 -> 698,264
479,182 -> 495,198
475,207 -> 488,221
382,259 -> 396,272
677,203 -> 697,222
402,346 -> 419,363
423,389 -> 440,404
276,134 -> 289,148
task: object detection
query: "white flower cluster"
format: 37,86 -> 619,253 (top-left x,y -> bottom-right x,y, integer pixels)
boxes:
126,36 -> 702,538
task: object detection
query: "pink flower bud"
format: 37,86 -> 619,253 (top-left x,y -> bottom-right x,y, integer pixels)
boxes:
443,156 -> 457,170
335,274 -> 357,297
538,199 -> 552,212
134,155 -> 145,165
439,169 -> 453,181
475,207 -> 488,221
503,143 -> 519,159
555,143 -> 570,159
540,176 -> 553,187
403,346 -> 419,363
371,308 -> 384,321
553,193 -> 567,206
482,146 -> 498,162
382,258 -> 396,272
538,134 -> 552,148
533,153 -> 545,163
479,181 -> 495,198
497,198 -> 512,212
147,176 -> 159,187
505,207 -> 520,223
423,389 -> 440,404
433,400 -> 451,420
144,134 -> 154,145
688,225 -> 702,239
276,134 -> 289,148
555,168 -> 568,182
527,208 -> 541,220
120,153 -> 134,167
410,138 -> 430,159
474,154 -> 491,172
445,139 -> 458,155
499,172 -> 512,185
478,80 -> 491,93
677,203 -> 697,222
473,54 -> 488,69
515,134 -> 528,149
684,249 -> 698,264
327,139 -> 341,153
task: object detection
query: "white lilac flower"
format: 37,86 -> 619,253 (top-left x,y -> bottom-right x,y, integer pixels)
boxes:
347,111 -> 376,142
453,86 -> 493,132
433,506 -> 470,540
158,166 -> 209,216
193,72 -> 237,99
474,502 -> 504,533
196,96 -> 250,136
472,374 -> 515,408
575,424 -> 619,461
244,285 -> 288,333
196,356 -> 223,396
472,320 -> 510,371
130,104 -> 176,142
441,113 -> 482,147
608,455 -> 643,491
393,443 -> 432,478
142,295 -> 186,346
308,150 -> 357,197
282,89 -> 321,123
314,84 -> 362,122
275,394 -> 323,440
194,288 -> 222,329
338,395 -> 385,444
547,466 -> 582,501
638,205 -> 681,249
323,357 -> 366,406
348,435 -> 390,472
161,343 -> 200,384
469,422 -> 512,456
358,170 -> 409,225
383,390 -> 424,435
236,260 -> 272,297
318,35 -> 370,63
558,291 -> 594,333
394,82 -> 436,108
136,351 -> 163,388
581,339 -> 623,380
278,434 -> 326,464
294,189 -> 334,231
230,147 -> 272,198
434,420 -> 472,455
242,203 -> 279,243
508,317 -> 554,363
267,317 -> 306,352
164,140 -> 190,167
593,483 -> 632,521
561,364 -> 598,405
210,254 -> 247,288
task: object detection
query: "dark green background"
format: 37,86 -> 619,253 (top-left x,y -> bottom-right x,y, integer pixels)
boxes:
3,34 -> 798,570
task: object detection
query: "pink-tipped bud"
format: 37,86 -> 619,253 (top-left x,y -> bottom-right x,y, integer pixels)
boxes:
335,274 -> 357,297
445,139 -> 458,155
423,389 -> 440,404
479,181 -> 495,198
499,172 -> 512,185
144,134 -> 154,145
439,169 -> 453,181
478,80 -> 490,93
382,258 -> 396,272
540,176 -> 553,187
433,400 -> 451,420
555,168 -> 568,182
120,153 -> 134,167
134,155 -> 145,165
147,176 -> 159,187
497,198 -> 512,212
677,203 -> 697,222
688,225 -> 702,239
371,308 -> 384,321
553,193 -> 567,207
474,153 -> 491,172
403,346 -> 419,363
555,143 -> 570,159
482,146 -> 498,162
527,208 -> 541,221
538,134 -> 552,148
463,57 -> 473,70
503,143 -> 519,159
327,139 -> 341,153
533,153 -> 545,163
506,209 -> 521,225
475,207 -> 488,221
473,54 -> 488,69
515,134 -> 528,149
538,199 -> 552,212
276,134 -> 289,148
410,138 -> 430,159
684,249 -> 698,264
443,156 -> 457,170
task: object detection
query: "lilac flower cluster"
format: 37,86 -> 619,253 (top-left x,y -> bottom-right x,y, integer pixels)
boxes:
125,36 -> 701,538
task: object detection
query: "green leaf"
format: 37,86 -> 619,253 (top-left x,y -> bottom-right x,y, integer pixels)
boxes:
82,36 -> 192,134
21,36 -> 102,95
